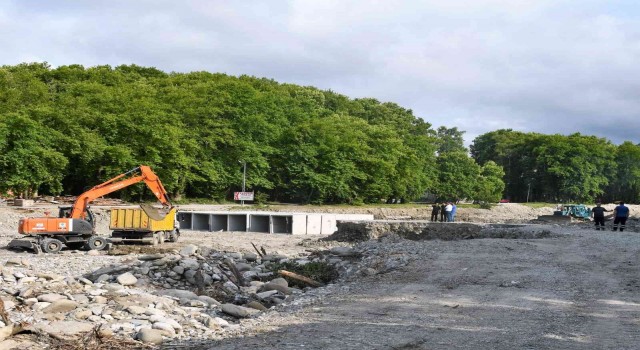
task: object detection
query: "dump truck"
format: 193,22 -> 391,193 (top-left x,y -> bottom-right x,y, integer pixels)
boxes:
9,165 -> 173,253
109,205 -> 179,245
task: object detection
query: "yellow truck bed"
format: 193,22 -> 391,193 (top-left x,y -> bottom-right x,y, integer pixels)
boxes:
109,207 -> 176,232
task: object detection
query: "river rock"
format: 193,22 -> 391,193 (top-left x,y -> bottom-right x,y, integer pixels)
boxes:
74,309 -> 93,319
243,252 -> 258,262
180,258 -> 199,270
260,282 -> 290,295
136,328 -> 164,345
152,322 -> 176,336
235,263 -> 253,272
245,300 -> 268,311
37,293 -> 66,303
32,302 -> 51,311
197,295 -> 220,306
116,272 -> 137,286
42,300 -> 79,314
220,303 -> 259,318
126,305 -> 147,315
205,316 -> 230,329
18,276 -> 37,283
179,245 -> 198,256
104,283 -> 124,291
330,246 -> 356,257
36,320 -> 94,338
262,254 -> 287,262
23,298 -> 38,306
78,277 -> 93,285
270,277 -> 289,287
158,289 -> 198,300
139,254 -> 164,261
72,294 -> 90,304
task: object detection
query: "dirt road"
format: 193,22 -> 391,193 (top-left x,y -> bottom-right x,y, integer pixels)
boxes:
176,229 -> 640,350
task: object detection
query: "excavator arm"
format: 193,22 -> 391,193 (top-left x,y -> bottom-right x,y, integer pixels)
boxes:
70,165 -> 172,219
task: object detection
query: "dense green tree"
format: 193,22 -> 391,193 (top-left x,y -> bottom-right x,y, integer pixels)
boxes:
434,151 -> 481,201
436,126 -> 467,154
607,142 -> 640,202
472,130 -> 620,203
475,161 -> 506,203
7,62 -> 636,204
0,113 -> 68,197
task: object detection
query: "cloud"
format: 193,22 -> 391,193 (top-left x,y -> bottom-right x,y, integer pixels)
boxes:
1,0 -> 639,145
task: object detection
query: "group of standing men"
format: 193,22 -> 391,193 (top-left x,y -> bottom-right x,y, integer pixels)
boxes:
431,202 -> 457,222
591,202 -> 630,231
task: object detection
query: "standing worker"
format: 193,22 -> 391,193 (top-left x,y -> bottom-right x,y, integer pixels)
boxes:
440,203 -> 446,222
431,203 -> 441,222
444,202 -> 453,222
451,202 -> 457,222
612,201 -> 630,232
590,203 -> 609,230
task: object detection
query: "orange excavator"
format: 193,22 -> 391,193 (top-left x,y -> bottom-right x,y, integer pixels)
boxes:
10,165 -> 172,253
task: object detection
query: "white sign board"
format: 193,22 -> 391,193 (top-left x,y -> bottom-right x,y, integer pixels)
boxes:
234,192 -> 254,201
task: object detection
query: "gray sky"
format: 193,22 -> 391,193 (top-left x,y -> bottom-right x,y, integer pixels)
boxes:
2,0 -> 639,145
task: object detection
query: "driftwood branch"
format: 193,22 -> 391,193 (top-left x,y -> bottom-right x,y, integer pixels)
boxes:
251,242 -> 264,257
278,270 -> 324,288
217,264 -> 239,289
223,258 -> 247,287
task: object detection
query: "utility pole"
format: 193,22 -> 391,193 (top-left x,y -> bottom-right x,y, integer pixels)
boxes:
241,161 -> 246,206
527,169 -> 537,203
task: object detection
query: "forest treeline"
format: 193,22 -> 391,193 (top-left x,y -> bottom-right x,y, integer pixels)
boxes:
0,63 -> 637,204
472,130 -> 640,203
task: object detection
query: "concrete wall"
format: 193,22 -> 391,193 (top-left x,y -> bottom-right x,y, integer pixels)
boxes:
177,211 -> 374,235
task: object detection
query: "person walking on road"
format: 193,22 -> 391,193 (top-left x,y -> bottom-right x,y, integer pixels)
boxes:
430,203 -> 441,222
612,202 -> 630,232
590,203 -> 609,230
444,202 -> 453,222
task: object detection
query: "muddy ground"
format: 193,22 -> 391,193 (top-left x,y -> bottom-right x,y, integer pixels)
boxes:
1,202 -> 639,349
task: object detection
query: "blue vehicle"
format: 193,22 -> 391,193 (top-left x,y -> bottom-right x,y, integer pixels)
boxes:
557,204 -> 591,219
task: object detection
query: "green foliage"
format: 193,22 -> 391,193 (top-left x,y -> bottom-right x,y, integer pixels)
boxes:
0,113 -> 68,196
19,62 -> 640,204
436,126 -> 467,154
478,202 -> 494,209
253,192 -> 269,205
471,130 -> 621,203
607,141 -> 640,202
475,161 -> 506,203
0,63 -> 452,202
435,151 -> 481,200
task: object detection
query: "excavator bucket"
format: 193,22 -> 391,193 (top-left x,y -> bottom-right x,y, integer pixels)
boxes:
140,203 -> 171,221
7,237 -> 42,254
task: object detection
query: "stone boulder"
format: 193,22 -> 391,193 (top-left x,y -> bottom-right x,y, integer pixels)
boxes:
116,272 -> 138,286
220,303 -> 259,318
136,328 -> 164,345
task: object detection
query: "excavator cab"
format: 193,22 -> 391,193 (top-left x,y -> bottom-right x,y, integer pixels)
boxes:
58,206 -> 95,228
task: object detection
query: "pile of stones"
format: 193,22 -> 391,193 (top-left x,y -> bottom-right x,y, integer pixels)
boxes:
0,241 -> 399,347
